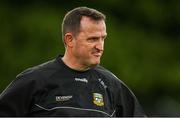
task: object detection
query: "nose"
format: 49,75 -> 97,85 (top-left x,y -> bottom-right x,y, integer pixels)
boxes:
95,39 -> 104,52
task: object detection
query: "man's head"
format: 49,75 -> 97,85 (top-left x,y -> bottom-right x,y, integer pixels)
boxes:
62,7 -> 107,71
62,7 -> 106,44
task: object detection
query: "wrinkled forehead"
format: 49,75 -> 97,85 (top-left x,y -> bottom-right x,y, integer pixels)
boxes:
79,16 -> 106,33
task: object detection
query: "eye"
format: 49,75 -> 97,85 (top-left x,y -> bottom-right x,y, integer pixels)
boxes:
87,37 -> 98,42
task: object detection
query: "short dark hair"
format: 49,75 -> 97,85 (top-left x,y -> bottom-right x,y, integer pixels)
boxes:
62,7 -> 106,45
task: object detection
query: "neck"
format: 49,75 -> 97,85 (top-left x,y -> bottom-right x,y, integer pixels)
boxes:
62,52 -> 90,72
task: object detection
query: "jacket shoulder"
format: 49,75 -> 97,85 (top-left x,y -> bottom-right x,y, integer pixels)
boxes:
94,65 -> 134,94
94,65 -> 123,84
16,58 -> 59,81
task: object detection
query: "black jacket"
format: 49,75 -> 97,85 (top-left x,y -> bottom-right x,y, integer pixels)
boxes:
0,56 -> 146,117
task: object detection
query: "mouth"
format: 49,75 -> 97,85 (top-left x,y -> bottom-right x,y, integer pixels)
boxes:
92,49 -> 103,58
92,53 -> 102,57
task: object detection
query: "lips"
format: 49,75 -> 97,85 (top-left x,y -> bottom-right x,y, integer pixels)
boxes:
92,49 -> 103,57
92,52 -> 102,57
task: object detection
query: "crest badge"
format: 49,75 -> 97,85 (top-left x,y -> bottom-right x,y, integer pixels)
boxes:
93,93 -> 104,106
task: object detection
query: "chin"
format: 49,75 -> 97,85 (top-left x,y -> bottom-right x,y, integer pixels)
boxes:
88,58 -> 101,67
91,61 -> 100,66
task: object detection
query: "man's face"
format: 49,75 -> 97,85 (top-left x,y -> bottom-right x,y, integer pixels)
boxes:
72,16 -> 107,68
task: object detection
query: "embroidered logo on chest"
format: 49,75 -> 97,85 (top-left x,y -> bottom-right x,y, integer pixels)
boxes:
98,78 -> 107,89
75,77 -> 88,83
56,95 -> 73,102
93,93 -> 104,106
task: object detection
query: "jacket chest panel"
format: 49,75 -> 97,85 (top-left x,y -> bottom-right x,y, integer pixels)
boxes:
31,76 -> 114,116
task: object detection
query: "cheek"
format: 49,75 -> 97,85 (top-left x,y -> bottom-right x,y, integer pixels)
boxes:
81,46 -> 91,53
79,46 -> 93,56
79,42 -> 93,50
74,41 -> 94,54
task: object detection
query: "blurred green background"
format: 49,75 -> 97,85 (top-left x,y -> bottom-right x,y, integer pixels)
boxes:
0,0 -> 180,116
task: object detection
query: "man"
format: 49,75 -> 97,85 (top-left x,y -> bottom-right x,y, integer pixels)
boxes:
0,7 -> 146,117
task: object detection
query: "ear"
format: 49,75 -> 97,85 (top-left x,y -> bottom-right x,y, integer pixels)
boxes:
64,33 -> 74,47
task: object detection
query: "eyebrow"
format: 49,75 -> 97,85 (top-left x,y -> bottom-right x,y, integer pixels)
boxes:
88,34 -> 107,39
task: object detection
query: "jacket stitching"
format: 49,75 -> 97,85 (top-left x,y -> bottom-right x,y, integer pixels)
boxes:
35,104 -> 114,117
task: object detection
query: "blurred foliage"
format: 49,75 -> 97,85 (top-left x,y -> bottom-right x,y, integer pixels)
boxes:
0,0 -> 180,116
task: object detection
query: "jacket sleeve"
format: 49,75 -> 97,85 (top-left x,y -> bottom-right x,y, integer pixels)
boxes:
115,81 -> 147,117
0,76 -> 36,116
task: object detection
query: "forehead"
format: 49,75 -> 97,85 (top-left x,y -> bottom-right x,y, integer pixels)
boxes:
79,16 -> 106,35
